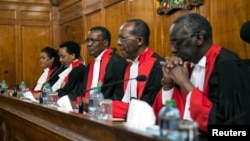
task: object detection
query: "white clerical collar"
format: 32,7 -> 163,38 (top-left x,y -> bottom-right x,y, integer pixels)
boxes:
190,56 -> 206,68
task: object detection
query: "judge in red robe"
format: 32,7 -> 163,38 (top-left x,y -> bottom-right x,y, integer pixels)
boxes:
153,13 -> 250,133
56,41 -> 86,101
112,19 -> 164,119
30,46 -> 64,99
74,26 -> 127,106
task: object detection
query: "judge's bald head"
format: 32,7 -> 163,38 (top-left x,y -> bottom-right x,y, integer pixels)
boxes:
240,21 -> 250,44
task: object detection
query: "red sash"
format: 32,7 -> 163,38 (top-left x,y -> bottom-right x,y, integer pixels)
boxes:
46,66 -> 57,81
123,48 -> 156,99
189,44 -> 221,132
84,48 -> 113,98
63,59 -> 82,84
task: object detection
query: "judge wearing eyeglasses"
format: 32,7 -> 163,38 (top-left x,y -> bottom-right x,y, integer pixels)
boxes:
153,13 -> 250,133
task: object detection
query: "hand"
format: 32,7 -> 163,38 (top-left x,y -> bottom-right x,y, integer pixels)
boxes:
161,56 -> 194,93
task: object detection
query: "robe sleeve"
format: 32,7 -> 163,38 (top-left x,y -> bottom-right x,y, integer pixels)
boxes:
189,88 -> 212,133
153,87 -> 186,123
57,64 -> 86,101
112,100 -> 129,119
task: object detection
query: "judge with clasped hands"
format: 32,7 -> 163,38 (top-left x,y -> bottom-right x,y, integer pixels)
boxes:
153,13 -> 250,133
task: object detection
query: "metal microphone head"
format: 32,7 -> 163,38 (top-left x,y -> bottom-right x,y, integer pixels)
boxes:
136,75 -> 147,81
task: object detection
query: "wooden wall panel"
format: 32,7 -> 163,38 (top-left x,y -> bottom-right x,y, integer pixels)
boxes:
0,0 -> 53,88
0,9 -> 15,19
85,0 -> 100,7
104,1 -> 125,55
0,25 -> 15,86
59,18 -> 83,44
21,11 -> 51,21
21,26 -> 51,88
83,10 -> 102,62
0,0 -> 50,5
76,0 -> 250,62
56,0 -> 250,72
59,1 -> 82,24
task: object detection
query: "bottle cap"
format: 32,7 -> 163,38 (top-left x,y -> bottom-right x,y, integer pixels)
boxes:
93,86 -> 101,92
165,100 -> 176,107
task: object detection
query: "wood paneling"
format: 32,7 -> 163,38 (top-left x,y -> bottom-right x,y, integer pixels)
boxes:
0,0 -> 50,5
21,11 -> 51,21
71,0 -> 250,65
22,26 -> 51,88
104,1 -> 125,55
0,9 -> 15,19
0,0 -> 52,88
59,18 -> 83,44
0,25 -> 15,85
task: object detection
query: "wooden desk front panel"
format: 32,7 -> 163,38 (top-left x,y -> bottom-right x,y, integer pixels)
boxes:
0,95 -> 161,141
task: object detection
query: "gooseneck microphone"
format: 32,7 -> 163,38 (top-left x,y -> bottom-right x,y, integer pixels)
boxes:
46,64 -> 65,83
78,74 -> 147,113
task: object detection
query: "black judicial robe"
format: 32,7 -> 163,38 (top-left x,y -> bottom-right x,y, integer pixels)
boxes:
47,66 -> 65,87
153,44 -> 250,133
57,61 -> 86,101
75,48 -> 128,104
112,48 -> 164,119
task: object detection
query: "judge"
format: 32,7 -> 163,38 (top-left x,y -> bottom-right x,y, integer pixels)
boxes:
74,26 -> 127,106
112,19 -> 164,119
153,13 -> 250,133
55,41 -> 86,101
30,46 -> 63,99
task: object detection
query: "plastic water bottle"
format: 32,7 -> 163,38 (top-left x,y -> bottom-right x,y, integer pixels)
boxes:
41,83 -> 52,106
0,80 -> 8,94
19,81 -> 28,98
159,100 -> 180,141
88,86 -> 104,119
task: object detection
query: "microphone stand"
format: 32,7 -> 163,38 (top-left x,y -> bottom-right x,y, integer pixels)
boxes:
78,76 -> 146,113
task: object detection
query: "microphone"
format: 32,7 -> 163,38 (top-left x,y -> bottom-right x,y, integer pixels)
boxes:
46,65 -> 65,83
78,74 -> 147,113
0,70 -> 8,75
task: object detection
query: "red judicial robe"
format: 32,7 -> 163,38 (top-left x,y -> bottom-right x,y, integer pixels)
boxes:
112,48 -> 164,119
153,44 -> 250,133
57,59 -> 86,101
75,48 -> 127,104
30,66 -> 62,93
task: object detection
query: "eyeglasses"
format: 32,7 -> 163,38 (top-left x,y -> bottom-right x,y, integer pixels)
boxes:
117,36 -> 140,43
84,38 -> 104,43
170,34 -> 195,50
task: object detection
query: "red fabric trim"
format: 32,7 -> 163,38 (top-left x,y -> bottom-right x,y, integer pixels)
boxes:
152,90 -> 163,123
189,44 -> 221,133
63,59 -> 82,84
47,66 -> 57,81
114,48 -> 157,118
84,49 -> 112,98
137,49 -> 155,99
153,88 -> 186,124
85,60 -> 95,98
123,48 -> 155,99
112,100 -> 129,119
99,48 -> 112,84
123,63 -> 131,92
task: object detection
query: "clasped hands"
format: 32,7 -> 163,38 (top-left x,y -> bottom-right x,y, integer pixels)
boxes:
160,56 -> 190,91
